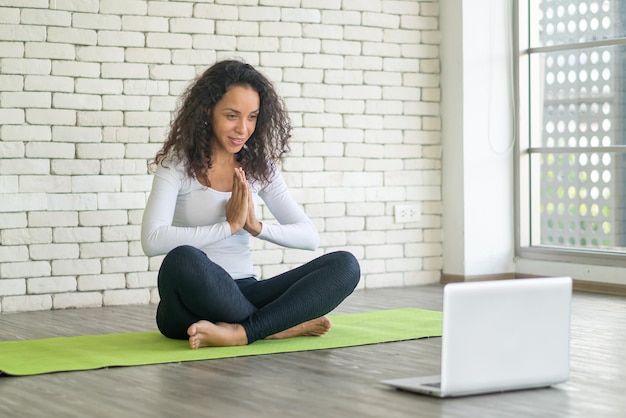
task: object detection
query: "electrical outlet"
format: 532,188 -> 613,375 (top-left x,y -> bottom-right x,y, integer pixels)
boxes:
394,204 -> 421,223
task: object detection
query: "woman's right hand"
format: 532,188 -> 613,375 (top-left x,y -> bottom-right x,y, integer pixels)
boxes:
225,168 -> 249,235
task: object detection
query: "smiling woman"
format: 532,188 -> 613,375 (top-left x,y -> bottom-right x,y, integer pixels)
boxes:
140,60 -> 361,349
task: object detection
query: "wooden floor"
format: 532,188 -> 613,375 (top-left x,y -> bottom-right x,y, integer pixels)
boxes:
1,284 -> 625,418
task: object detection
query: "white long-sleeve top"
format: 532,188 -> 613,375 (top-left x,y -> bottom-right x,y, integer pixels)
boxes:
141,158 -> 319,279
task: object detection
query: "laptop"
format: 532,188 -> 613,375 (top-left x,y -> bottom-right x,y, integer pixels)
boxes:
381,276 -> 572,398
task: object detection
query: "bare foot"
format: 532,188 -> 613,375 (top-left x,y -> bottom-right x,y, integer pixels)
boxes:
266,316 -> 332,340
187,320 -> 248,349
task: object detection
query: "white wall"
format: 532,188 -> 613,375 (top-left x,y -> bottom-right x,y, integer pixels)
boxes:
0,0 -> 444,312
440,0 -> 516,278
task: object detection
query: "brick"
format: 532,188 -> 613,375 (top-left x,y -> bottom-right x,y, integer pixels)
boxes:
321,10 -> 360,25
124,79 -> 169,95
47,27 -> 97,45
345,55 -> 383,70
126,271 -> 157,288
28,275 -> 77,294
77,273 -> 125,291
124,144 -> 161,159
0,245 -> 28,262
77,111 -> 124,127
125,48 -> 171,64
51,258 -> 101,276
1,125 -> 50,142
53,292 -> 103,309
98,192 -> 146,209
302,24 -> 342,40
285,97 -> 324,113
0,159 -> 49,175
383,1 -> 420,15
76,143 -> 124,159
79,210 -> 128,226
98,30 -> 145,47
0,175 -> 18,192
51,159 -> 100,175
169,18 -> 215,34
72,12 -> 121,29
403,72 -> 439,88
28,211 -> 78,227
237,37 -> 280,52
280,37 -> 320,53
121,15 -> 168,32
0,260 -> 51,279
72,175 -> 120,193
215,20 -> 259,36
344,85 -> 381,100
21,8 -> 71,27
102,127 -> 149,143
364,12 -> 400,29
0,193 -> 47,212
100,159 -> 149,175
52,126 -> 102,143
0,212 -> 27,229
362,41 -> 401,58
193,34 -> 237,50
148,1 -> 193,17
19,175 -> 71,193
149,64 -> 196,80
283,68 -> 323,83
0,278 -> 26,296
194,4 -> 238,20
47,194 -> 98,211
25,109 -> 76,126
103,288 -> 150,306
99,0 -> 147,16
76,46 -> 125,63
345,26 -> 384,42
1,58 -> 51,75
324,70 -> 363,85
80,242 -> 128,258
402,15 -> 437,31
25,75 -> 74,92
102,256 -> 147,274
149,96 -> 177,111
0,7 -> 20,23
25,42 -> 75,59
52,60 -> 100,78
0,141 -> 23,158
53,93 -> 102,110
1,92 -> 49,108
0,24 -> 47,42
124,111 -> 171,127
1,295 -> 52,313
145,32 -> 192,49
101,62 -> 149,79
102,95 -> 149,111
0,108 -> 25,124
0,74 -> 23,92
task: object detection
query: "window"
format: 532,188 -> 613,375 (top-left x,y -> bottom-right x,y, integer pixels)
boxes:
518,0 -> 626,261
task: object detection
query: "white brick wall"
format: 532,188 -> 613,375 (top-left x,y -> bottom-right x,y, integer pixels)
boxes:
0,0 -> 442,313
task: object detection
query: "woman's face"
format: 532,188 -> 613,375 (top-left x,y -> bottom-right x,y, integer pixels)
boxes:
210,84 -> 260,156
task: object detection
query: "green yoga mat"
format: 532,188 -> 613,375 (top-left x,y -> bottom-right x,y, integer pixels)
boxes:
0,308 -> 442,376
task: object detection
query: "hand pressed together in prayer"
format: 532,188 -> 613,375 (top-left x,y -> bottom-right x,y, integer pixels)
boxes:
225,167 -> 262,236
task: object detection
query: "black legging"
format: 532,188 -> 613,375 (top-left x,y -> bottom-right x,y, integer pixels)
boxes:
155,245 -> 360,344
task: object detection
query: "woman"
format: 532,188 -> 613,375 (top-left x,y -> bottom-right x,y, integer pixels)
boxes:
141,60 -> 360,349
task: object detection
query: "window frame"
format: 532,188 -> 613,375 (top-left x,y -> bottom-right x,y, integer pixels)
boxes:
515,0 -> 626,268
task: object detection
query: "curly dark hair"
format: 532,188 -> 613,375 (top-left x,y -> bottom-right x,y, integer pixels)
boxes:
152,60 -> 292,184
